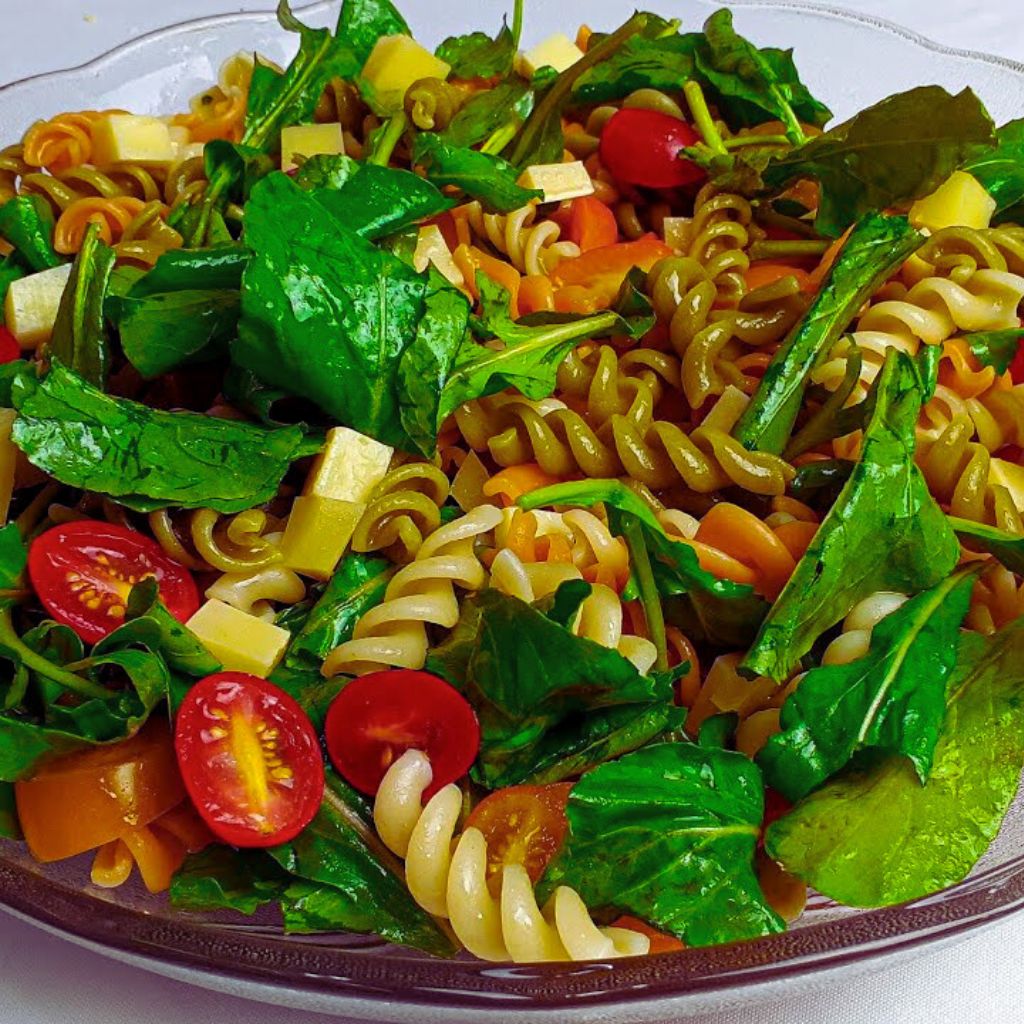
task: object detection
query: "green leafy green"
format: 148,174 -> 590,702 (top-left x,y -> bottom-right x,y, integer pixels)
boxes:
0,783 -> 21,839
48,222 -> 115,389
964,328 -> 1023,374
427,584 -> 682,788
948,517 -> 1024,575
734,213 -> 923,454
742,349 -> 959,681
203,140 -> 276,204
539,743 -> 784,945
171,846 -> 288,915
440,80 -> 534,149
236,173 -> 426,449
758,567 -> 976,802
963,118 -> 1024,216
436,21 -> 515,79
572,29 -> 694,104
0,195 -> 62,272
131,245 -> 249,295
762,87 -> 996,236
336,0 -> 409,64
697,713 -> 738,750
766,619 -> 1024,907
11,361 -> 312,513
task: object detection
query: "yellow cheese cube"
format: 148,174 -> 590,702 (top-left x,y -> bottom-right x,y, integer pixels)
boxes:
0,410 -> 16,524
360,35 -> 450,111
4,263 -> 72,348
281,495 -> 366,580
304,426 -> 393,502
910,171 -> 997,232
517,160 -> 594,203
515,33 -> 584,77
414,225 -> 465,288
91,114 -> 176,167
186,599 -> 290,676
989,458 -> 1024,511
280,123 -> 345,173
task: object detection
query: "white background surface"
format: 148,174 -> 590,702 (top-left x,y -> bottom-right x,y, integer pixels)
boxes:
1,2 -> 1023,1022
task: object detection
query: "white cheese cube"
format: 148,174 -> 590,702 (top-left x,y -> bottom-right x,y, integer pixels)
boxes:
517,160 -> 594,203
280,123 -> 345,173
413,225 -> 465,288
91,114 -> 176,167
4,263 -> 72,349
303,426 -> 393,503
186,599 -> 290,676
516,33 -> 584,77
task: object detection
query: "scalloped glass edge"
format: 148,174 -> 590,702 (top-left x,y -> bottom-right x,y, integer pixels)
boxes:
0,2 -> 1023,1020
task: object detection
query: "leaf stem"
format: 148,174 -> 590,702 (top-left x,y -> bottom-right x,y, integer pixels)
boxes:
480,120 -> 519,156
683,81 -> 726,157
723,134 -> 790,150
748,239 -> 830,260
510,0 -> 524,52
622,518 -> 668,673
367,112 -> 407,167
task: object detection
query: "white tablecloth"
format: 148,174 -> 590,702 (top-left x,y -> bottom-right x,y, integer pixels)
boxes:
1,3 -> 1023,1022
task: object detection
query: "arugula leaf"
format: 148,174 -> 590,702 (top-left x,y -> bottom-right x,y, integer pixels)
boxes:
269,772 -> 455,954
742,349 -> 960,681
426,585 -> 682,788
171,846 -> 288,915
948,517 -> 1024,574
734,213 -> 923,455
762,87 -> 996,237
538,743 -> 784,945
48,222 -> 115,389
235,173 -> 426,450
440,80 -> 534,149
413,134 -> 540,213
11,361 -> 311,513
336,0 -> 409,64
963,118 -> 1024,216
436,20 -> 515,79
0,195 -> 62,272
965,328 -> 1023,374
766,620 -> 1024,906
758,567 -> 976,802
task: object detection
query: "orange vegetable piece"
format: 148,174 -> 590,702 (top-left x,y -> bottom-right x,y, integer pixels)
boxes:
453,243 -> 521,317
483,464 -> 563,506
519,274 -> 556,314
745,262 -> 813,293
773,519 -> 818,561
565,196 -> 619,252
550,235 -> 672,306
682,538 -> 758,586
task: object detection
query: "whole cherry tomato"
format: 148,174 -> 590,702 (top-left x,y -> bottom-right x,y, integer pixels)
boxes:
599,108 -> 706,189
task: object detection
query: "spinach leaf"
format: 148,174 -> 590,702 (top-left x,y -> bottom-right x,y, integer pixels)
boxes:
269,772 -> 455,954
0,783 -> 21,839
436,21 -> 515,79
11,361 -> 311,513
965,328 -> 1023,374
48,222 -> 115,389
426,586 -> 682,788
572,31 -> 695,104
758,567 -> 976,802
235,173 -> 426,450
963,118 -> 1024,216
697,712 -> 738,750
948,517 -> 1024,575
129,244 -> 249,296
538,743 -> 784,945
742,349 -> 960,681
171,846 -> 288,915
0,195 -> 62,272
734,213 -> 923,454
413,134 -> 540,213
762,87 -> 996,237
204,140 -> 276,204
766,620 -> 1024,906
440,80 -> 534,149
336,0 -> 409,64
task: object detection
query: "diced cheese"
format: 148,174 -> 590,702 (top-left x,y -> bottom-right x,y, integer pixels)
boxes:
186,599 -> 290,676
0,409 -> 16,524
517,161 -> 594,203
515,33 -> 584,78
989,458 -> 1024,511
910,171 -> 997,232
281,495 -> 366,580
4,263 -> 72,348
360,35 -> 450,111
414,225 -> 465,288
91,114 -> 176,167
280,122 -> 345,174
304,426 -> 393,503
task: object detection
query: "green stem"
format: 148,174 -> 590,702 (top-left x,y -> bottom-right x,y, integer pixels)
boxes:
724,133 -> 790,150
510,0 -> 524,51
367,112 -> 407,167
771,87 -> 807,146
683,81 -> 726,157
622,518 -> 668,674
510,12 -> 649,167
749,239 -> 830,260
753,205 -> 820,240
0,610 -> 114,702
480,120 -> 519,156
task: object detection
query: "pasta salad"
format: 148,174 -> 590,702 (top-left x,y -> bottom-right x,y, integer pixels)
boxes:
1,0 -> 1023,962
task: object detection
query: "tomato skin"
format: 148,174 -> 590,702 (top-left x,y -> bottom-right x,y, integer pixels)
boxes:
28,521 -> 200,644
325,670 -> 479,799
175,672 -> 325,848
464,782 -> 572,897
565,196 -> 619,251
1009,335 -> 1024,384
0,327 -> 20,364
599,109 -> 705,189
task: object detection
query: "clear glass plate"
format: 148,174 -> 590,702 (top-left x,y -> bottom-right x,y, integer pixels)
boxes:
1,2 -> 1023,1020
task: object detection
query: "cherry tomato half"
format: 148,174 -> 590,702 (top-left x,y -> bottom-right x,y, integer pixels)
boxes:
175,672 -> 325,848
28,521 -> 200,644
324,670 -> 479,799
464,782 -> 572,897
599,108 -> 705,189
0,326 -> 21,364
